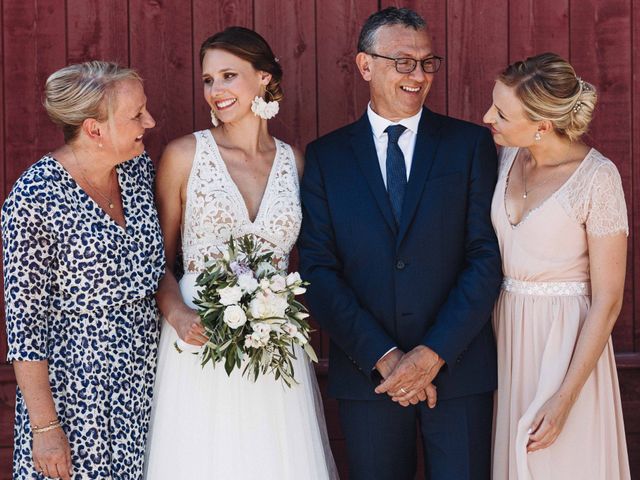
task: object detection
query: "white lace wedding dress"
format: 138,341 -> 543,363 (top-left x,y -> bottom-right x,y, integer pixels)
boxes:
144,130 -> 338,479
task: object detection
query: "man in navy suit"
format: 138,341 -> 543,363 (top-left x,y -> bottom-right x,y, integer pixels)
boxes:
298,7 -> 502,480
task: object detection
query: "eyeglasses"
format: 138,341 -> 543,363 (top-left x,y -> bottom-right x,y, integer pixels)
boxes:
367,53 -> 444,74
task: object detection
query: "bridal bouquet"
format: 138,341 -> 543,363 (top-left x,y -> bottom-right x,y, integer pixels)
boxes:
192,235 -> 317,387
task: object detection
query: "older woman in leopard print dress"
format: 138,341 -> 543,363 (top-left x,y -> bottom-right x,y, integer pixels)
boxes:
2,61 -> 164,479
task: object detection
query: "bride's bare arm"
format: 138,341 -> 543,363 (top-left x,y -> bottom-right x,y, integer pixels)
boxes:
527,232 -> 627,452
155,135 -> 207,345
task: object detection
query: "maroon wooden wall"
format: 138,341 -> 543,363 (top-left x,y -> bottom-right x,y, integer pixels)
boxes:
0,0 -> 639,478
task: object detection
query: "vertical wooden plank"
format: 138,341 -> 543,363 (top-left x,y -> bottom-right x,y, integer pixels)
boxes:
447,0 -> 509,124
316,0 -> 376,136
255,0 -> 316,351
0,367 -> 15,450
634,0 -> 640,353
509,0 -> 569,62
3,0 -> 66,189
2,3 -> 66,473
570,0 -> 633,351
66,0 -> 129,64
314,0 -> 374,358
255,0 -> 317,149
382,0 -> 448,116
0,0 -> 6,363
129,0 -> 193,161
192,0 -> 253,131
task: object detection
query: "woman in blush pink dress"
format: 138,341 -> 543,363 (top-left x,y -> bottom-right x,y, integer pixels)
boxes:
484,52 -> 631,480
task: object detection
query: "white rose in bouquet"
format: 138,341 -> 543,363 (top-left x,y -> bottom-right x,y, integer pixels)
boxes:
218,285 -> 243,305
237,273 -> 259,293
223,305 -> 247,328
269,274 -> 287,292
249,290 -> 288,319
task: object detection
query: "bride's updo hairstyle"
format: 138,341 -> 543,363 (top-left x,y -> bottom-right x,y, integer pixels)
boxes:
498,52 -> 597,141
200,26 -> 283,102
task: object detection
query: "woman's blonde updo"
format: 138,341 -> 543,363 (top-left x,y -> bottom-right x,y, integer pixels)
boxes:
199,27 -> 283,102
499,52 -> 597,141
44,61 -> 142,143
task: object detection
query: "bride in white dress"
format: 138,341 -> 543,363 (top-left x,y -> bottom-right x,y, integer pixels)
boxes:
145,27 -> 338,479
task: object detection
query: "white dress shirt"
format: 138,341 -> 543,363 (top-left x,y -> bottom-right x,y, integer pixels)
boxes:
366,104 -> 423,368
367,103 -> 423,186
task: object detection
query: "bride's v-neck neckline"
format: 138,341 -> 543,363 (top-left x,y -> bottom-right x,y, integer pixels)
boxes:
205,129 -> 280,225
503,147 -> 593,229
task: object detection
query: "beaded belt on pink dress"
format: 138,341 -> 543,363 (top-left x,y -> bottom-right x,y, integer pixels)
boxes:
501,277 -> 591,296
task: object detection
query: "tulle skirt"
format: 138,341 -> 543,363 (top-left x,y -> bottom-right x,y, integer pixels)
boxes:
145,273 -> 338,479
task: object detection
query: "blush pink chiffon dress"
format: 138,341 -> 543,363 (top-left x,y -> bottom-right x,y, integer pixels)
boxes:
491,146 -> 631,480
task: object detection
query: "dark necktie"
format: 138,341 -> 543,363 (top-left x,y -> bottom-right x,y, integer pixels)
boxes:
385,124 -> 407,225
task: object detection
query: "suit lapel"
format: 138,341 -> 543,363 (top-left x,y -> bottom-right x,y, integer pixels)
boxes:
350,113 -> 398,234
397,108 -> 443,244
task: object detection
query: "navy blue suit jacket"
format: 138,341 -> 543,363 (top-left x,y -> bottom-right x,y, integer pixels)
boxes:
298,108 -> 502,401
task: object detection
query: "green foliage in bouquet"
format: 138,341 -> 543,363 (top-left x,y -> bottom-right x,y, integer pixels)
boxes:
193,235 -> 317,387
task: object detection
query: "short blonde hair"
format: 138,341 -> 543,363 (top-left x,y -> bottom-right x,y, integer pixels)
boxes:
498,52 -> 597,141
44,61 -> 141,142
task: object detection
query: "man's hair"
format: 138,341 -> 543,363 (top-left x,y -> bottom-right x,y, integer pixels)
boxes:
357,7 -> 426,53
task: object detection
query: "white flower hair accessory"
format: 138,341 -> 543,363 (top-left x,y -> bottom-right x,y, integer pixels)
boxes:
251,96 -> 279,120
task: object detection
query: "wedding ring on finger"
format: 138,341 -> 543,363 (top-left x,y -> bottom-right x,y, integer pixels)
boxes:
400,387 -> 408,394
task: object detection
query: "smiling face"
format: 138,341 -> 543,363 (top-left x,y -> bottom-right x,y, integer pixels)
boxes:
201,48 -> 270,124
483,81 -> 540,147
102,79 -> 155,160
357,24 -> 434,121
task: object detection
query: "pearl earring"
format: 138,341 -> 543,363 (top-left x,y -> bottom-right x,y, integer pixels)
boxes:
534,132 -> 541,141
210,109 -> 219,127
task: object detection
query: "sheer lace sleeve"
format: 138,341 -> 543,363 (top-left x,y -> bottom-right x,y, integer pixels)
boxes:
585,160 -> 629,237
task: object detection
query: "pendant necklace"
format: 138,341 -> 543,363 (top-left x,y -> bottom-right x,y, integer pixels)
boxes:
70,147 -> 117,209
521,146 -> 572,200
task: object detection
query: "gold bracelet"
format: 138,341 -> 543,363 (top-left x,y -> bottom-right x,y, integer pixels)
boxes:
32,423 -> 62,434
31,419 -> 61,434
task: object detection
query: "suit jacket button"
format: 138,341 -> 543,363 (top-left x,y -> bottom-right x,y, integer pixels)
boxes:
396,260 -> 406,270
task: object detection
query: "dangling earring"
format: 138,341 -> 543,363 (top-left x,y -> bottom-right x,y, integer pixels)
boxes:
210,109 -> 219,127
534,131 -> 542,141
251,96 -> 279,120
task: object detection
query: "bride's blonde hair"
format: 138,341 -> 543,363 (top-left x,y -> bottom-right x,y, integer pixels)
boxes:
499,52 -> 597,141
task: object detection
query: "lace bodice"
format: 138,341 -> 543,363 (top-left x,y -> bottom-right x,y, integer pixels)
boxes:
182,130 -> 302,272
498,147 -> 628,237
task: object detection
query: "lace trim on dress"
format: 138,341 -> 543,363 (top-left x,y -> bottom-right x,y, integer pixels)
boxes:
499,147 -> 628,236
555,149 -> 629,237
181,130 -> 302,273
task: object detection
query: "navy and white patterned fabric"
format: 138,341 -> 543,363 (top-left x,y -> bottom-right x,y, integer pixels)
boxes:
2,153 -> 165,479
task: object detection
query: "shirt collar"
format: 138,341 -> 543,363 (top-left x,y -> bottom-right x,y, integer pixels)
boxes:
367,102 -> 423,139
